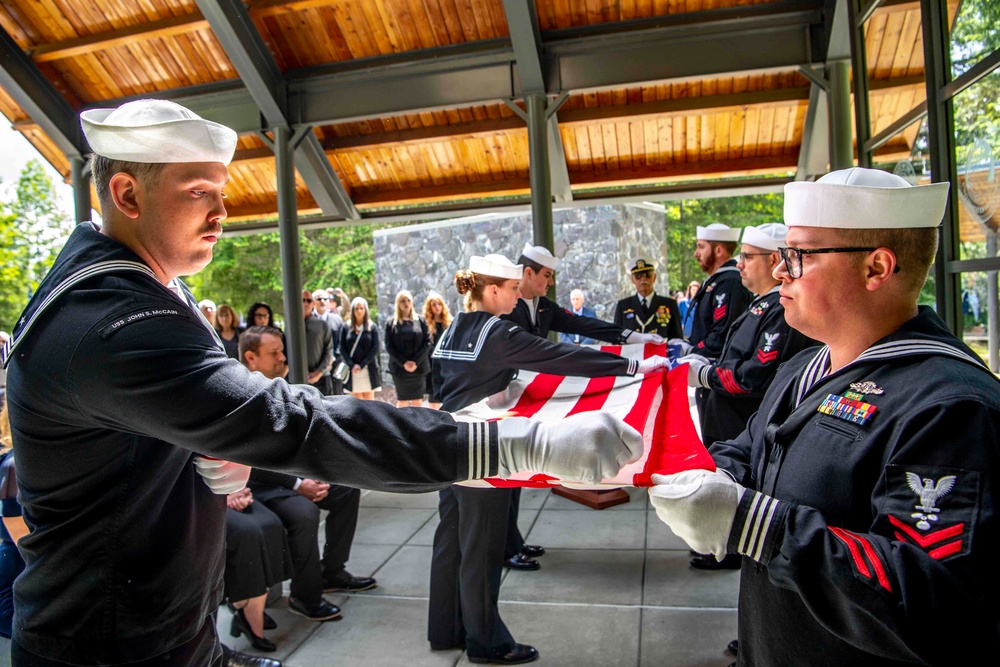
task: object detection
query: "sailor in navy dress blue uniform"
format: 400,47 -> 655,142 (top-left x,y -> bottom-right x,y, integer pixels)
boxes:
429,253 -> 661,664
679,224 -> 753,359
501,244 -> 665,570
1,100 -> 642,667
613,259 -> 683,339
650,168 -> 1000,666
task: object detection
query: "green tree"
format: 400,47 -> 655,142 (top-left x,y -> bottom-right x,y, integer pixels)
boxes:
0,160 -> 72,330
185,224 -> 380,324
663,193 -> 785,292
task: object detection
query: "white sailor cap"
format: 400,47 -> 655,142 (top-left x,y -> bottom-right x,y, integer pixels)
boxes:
81,99 -> 238,165
696,223 -> 741,242
469,254 -> 523,280
784,167 -> 950,229
520,243 -> 560,270
740,223 -> 787,252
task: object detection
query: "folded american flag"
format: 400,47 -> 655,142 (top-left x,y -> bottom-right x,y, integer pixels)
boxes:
456,344 -> 715,489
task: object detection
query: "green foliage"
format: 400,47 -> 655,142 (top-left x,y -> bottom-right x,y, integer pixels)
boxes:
0,160 -> 72,330
185,225 -> 379,324
662,193 -> 785,292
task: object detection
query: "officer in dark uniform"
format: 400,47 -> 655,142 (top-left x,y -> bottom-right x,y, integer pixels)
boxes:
501,243 -> 664,570
675,224 -> 753,359
613,259 -> 683,339
429,253 -> 662,665
683,223 -> 817,572
1,100 -> 642,667
650,168 -> 1000,666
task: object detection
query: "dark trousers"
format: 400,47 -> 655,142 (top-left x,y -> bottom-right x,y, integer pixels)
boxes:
429,486 -> 515,658
12,615 -> 223,666
503,488 -> 525,559
311,374 -> 334,396
257,493 -> 323,606
256,484 -> 361,605
315,485 -> 361,578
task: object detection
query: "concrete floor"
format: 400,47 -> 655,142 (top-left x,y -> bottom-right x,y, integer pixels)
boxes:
216,485 -> 740,667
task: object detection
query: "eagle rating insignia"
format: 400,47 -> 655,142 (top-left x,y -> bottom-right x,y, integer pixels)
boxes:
906,473 -> 956,530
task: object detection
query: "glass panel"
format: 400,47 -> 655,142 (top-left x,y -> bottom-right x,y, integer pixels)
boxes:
954,68 -> 1000,259
958,271 -> 999,372
950,0 -> 1000,80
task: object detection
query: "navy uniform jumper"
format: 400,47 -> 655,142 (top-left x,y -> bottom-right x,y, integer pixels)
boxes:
712,307 -> 1000,666
429,311 -> 635,659
686,259 -> 753,358
2,223 -> 499,666
694,287 -> 818,446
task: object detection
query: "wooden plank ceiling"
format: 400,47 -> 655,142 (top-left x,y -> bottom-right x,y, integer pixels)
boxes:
0,0 -> 952,224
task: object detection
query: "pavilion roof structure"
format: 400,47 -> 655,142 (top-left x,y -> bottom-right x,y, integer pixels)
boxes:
0,0 -> 957,230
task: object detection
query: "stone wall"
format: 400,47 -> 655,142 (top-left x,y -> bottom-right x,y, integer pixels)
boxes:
372,204 -> 665,385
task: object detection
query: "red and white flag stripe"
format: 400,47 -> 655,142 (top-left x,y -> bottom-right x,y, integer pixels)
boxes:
456,343 -> 714,489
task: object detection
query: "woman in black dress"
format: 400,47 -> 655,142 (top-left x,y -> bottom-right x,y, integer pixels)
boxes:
422,291 -> 453,409
214,304 -> 244,360
428,254 -> 665,664
384,290 -> 431,407
339,297 -> 381,400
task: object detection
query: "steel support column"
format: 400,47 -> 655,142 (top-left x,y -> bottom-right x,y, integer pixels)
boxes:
847,0 -> 872,168
70,156 -> 92,224
526,94 -> 555,301
919,0 -> 961,333
827,60 -> 854,170
275,126 -> 307,384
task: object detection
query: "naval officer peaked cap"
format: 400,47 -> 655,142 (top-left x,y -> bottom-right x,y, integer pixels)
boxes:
741,223 -> 788,252
81,99 -> 238,165
470,254 -> 524,280
696,223 -> 742,242
521,243 -> 560,270
784,167 -> 950,229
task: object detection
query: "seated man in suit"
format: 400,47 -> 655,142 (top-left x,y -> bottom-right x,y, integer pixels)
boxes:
614,260 -> 683,339
239,326 -> 377,624
558,290 -> 597,345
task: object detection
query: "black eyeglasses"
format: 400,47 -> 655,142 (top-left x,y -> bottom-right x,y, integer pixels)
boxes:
739,252 -> 772,260
316,297 -> 329,301
777,246 -> 876,279
302,297 -> 313,303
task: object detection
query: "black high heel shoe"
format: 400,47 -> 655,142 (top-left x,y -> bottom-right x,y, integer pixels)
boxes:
230,607 -> 277,652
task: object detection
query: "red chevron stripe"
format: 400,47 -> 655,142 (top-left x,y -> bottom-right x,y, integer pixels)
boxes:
756,349 -> 780,364
716,368 -> 748,395
830,526 -> 871,578
713,305 -> 727,321
889,515 -> 965,547
928,540 -> 962,560
852,532 -> 892,592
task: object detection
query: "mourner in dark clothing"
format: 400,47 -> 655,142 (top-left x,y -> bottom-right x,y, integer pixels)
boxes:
339,297 -> 381,400
214,304 -> 243,360
422,292 -> 453,409
429,252 -> 662,665
385,289 -> 431,406
614,259 -> 683,339
1,100 -> 641,667
651,168 -> 999,666
0,406 -> 27,640
301,289 -> 335,396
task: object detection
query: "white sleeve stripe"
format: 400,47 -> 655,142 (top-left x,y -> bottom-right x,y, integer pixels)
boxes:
481,422 -> 489,477
737,491 -> 780,562
468,424 -> 477,479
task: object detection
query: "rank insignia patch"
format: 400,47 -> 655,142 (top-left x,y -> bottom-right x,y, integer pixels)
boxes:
881,465 -> 977,562
713,293 -> 727,321
817,393 -> 877,425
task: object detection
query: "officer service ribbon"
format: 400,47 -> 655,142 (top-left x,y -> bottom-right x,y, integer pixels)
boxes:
456,344 -> 714,489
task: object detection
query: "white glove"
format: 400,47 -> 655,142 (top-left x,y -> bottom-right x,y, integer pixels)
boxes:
626,331 -> 665,345
193,456 -> 251,495
636,355 -> 670,375
497,412 -> 643,485
649,470 -> 745,560
667,338 -> 693,357
686,357 -> 711,387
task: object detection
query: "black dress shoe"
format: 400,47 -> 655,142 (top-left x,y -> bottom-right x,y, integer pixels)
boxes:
503,553 -> 540,571
262,611 -> 277,630
288,596 -> 342,621
468,643 -> 539,664
322,570 -> 378,592
224,647 -> 283,667
727,639 -> 739,655
690,553 -> 742,570
520,544 -> 545,557
230,608 -> 276,652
